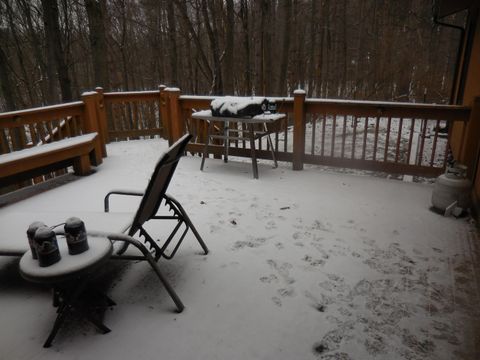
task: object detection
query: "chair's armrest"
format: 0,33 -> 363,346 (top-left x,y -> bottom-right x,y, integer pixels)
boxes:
104,190 -> 144,212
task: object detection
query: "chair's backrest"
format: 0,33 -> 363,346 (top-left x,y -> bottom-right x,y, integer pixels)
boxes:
128,134 -> 192,236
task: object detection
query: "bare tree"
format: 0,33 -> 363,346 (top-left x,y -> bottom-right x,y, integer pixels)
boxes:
201,0 -> 223,94
41,0 -> 72,103
84,0 -> 110,90
276,0 -> 292,96
223,0 -> 235,94
0,0 -> 464,109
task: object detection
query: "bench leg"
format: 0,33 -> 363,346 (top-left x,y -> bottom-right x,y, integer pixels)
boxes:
73,155 -> 91,176
90,142 -> 103,166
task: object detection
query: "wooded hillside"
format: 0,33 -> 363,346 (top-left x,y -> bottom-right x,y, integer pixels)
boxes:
0,0 -> 465,111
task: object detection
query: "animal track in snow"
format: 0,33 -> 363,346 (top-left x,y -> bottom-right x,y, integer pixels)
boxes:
259,274 -> 278,284
266,259 -> 295,285
302,255 -> 326,267
271,296 -> 282,307
232,235 -> 272,250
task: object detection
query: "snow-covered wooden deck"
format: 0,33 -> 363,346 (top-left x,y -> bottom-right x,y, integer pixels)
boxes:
0,138 -> 478,359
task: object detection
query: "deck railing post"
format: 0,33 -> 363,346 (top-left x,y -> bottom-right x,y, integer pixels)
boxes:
95,87 -> 110,147
293,89 -> 306,170
167,88 -> 184,144
158,85 -> 169,141
82,91 -> 107,158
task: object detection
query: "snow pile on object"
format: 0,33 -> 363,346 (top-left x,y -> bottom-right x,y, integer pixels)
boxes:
211,96 -> 272,117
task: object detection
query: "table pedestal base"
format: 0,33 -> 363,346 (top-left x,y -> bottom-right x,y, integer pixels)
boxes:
44,280 -> 114,348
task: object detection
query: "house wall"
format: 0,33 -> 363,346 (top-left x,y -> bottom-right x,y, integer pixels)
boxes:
448,5 -> 480,216
464,17 -> 480,216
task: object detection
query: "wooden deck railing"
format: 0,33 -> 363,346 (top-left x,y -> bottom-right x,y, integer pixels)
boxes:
1,86 -> 476,192
103,86 -> 164,141
0,102 -> 85,153
302,97 -> 471,177
163,90 -> 472,178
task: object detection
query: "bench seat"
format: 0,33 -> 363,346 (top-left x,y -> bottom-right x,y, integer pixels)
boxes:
0,133 -> 101,187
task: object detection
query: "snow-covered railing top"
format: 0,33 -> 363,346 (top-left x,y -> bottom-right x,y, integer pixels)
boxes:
0,101 -> 84,124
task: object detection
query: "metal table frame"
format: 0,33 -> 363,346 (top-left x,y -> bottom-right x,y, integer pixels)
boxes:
192,111 -> 286,179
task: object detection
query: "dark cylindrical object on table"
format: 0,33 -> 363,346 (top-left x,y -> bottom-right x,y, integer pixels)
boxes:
267,100 -> 277,113
64,217 -> 89,255
34,227 -> 61,267
27,221 -> 46,259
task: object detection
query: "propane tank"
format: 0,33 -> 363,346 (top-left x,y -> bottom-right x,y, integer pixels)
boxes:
431,163 -> 471,214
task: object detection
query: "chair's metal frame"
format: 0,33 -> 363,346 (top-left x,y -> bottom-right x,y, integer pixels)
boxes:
102,134 -> 209,312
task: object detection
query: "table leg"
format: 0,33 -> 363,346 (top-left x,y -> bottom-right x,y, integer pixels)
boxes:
83,312 -> 111,334
248,124 -> 259,179
43,282 -> 87,348
264,123 -> 278,168
43,302 -> 69,348
200,121 -> 212,171
52,288 -> 61,308
224,121 -> 229,163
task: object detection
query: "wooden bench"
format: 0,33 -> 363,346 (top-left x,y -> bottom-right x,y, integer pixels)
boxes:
0,133 -> 102,187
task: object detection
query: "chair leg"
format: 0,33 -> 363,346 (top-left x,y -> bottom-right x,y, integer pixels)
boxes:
107,233 -> 185,313
145,255 -> 185,313
164,195 -> 209,255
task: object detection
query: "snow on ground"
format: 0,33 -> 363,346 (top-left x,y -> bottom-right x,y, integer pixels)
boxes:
0,138 -> 479,360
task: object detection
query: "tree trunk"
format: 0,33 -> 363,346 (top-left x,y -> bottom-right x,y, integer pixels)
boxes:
201,0 -> 223,95
173,0 -> 213,88
277,0 -> 292,96
224,0 -> 234,95
84,0 -> 110,90
4,0 -> 36,105
307,0 -> 317,97
315,0 -> 326,97
0,38 -> 22,151
0,42 -> 16,112
41,0 -> 72,103
166,0 -> 178,87
239,0 -> 251,95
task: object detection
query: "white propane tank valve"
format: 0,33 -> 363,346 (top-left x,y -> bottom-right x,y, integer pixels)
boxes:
431,163 -> 471,215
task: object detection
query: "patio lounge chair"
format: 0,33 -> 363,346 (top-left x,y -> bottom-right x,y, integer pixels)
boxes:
104,133 -> 208,260
102,133 -> 209,311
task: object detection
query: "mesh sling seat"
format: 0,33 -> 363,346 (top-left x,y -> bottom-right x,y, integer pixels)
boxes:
103,134 -> 209,312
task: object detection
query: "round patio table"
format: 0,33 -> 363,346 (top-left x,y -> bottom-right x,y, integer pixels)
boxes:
20,235 -> 113,348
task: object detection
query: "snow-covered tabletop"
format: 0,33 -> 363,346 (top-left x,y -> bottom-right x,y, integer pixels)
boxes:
19,234 -> 112,284
192,110 -> 285,123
